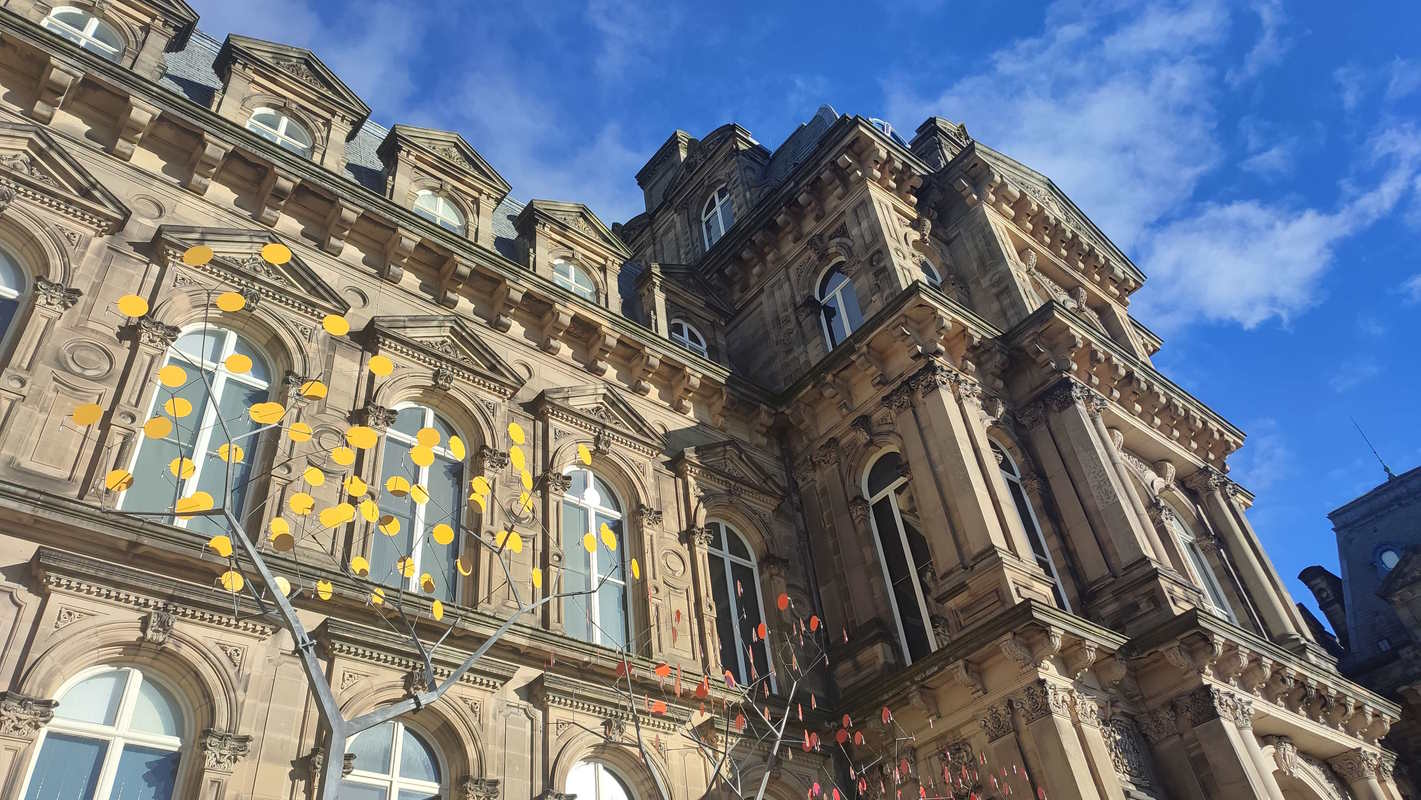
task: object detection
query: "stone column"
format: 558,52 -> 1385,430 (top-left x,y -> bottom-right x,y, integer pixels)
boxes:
978,701 -> 1037,800
1011,681 -> 1100,800
882,378 -> 968,574
1329,748 -> 1389,800
1139,705 -> 1209,800
1070,693 -> 1127,800
1174,686 -> 1278,799
1017,404 -> 1112,584
949,373 -> 1040,563
0,692 -> 56,794
1185,468 -> 1304,643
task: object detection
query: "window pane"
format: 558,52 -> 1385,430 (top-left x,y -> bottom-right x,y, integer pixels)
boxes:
423,458 -> 462,601
193,379 -> 267,535
591,475 -> 620,512
375,441 -> 417,591
174,331 -> 223,364
566,762 -> 598,798
23,732 -> 105,800
866,453 -> 903,498
562,500 -> 592,642
399,791 -> 441,800
57,669 -> 126,725
872,499 -> 931,661
0,298 -> 17,342
595,514 -> 622,578
337,782 -> 387,800
597,579 -> 628,649
399,726 -> 441,783
130,678 -> 182,738
110,744 -> 180,800
392,407 -> 425,438
726,530 -> 750,560
348,722 -> 394,775
733,561 -> 768,680
708,522 -> 724,551
709,556 -> 740,680
839,280 -> 864,332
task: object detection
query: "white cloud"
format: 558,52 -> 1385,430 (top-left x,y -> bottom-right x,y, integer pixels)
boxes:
1227,0 -> 1290,86
1401,274 -> 1421,303
1230,418 -> 1291,492
584,0 -> 681,81
1328,359 -> 1381,393
1239,142 -> 1295,177
1334,64 -> 1368,111
1386,57 -> 1421,102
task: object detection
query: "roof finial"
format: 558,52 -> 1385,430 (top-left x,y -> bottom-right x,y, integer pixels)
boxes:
1352,418 -> 1396,480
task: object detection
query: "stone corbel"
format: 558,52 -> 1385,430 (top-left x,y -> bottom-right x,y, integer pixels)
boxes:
478,446 -> 510,478
436,254 -> 473,308
322,198 -> 361,256
0,691 -> 58,741
1063,640 -> 1100,680
539,304 -> 573,354
585,323 -> 618,376
1263,735 -> 1298,776
112,96 -> 160,161
33,57 -> 81,124
488,279 -> 525,332
255,167 -> 297,226
33,277 -> 81,310
461,777 -> 501,799
707,383 -> 729,427
670,366 -> 700,413
200,728 -> 251,772
186,133 -> 230,195
140,609 -> 176,646
628,350 -> 660,395
383,228 -> 418,284
635,504 -> 663,534
949,658 -> 985,696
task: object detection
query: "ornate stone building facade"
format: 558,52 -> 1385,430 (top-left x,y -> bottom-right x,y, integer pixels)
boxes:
0,3 -> 1403,799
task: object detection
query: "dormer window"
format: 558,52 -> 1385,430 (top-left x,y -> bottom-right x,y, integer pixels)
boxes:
669,318 -> 709,358
701,185 -> 734,249
246,107 -> 314,157
413,190 -> 466,235
42,7 -> 124,62
553,258 -> 598,302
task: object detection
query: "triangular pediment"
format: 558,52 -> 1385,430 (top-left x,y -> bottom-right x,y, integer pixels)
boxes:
0,123 -> 128,231
521,200 -> 631,258
152,227 -> 348,317
363,316 -> 524,397
686,439 -> 782,494
216,35 -> 371,123
535,384 -> 661,448
378,125 -> 511,199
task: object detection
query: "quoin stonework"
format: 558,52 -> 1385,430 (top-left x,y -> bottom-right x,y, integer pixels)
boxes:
0,2 -> 1405,799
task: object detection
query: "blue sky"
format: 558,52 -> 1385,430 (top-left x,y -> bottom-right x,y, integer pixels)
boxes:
186,0 -> 1421,627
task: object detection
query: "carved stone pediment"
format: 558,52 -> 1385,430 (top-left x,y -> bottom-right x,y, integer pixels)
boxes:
378,125 -> 511,200
364,315 -> 524,398
516,200 -> 630,260
152,226 -> 349,318
533,384 -> 662,455
0,122 -> 129,231
214,35 -> 371,125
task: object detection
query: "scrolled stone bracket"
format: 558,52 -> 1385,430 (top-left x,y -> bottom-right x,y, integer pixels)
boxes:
0,691 -> 58,741
201,727 -> 252,772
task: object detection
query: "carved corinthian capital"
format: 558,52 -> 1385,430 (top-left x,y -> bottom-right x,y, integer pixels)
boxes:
201,728 -> 252,771
1183,466 -> 1232,495
34,277 -> 81,309
979,701 -> 1014,741
1043,377 -> 1106,416
0,691 -> 57,740
461,777 -> 501,800
1329,748 -> 1382,782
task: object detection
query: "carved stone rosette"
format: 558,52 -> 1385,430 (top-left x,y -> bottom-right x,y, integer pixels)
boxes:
0,691 -> 58,741
201,728 -> 251,771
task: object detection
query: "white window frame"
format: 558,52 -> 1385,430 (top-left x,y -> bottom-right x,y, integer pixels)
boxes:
561,465 -> 628,648
342,720 -> 444,799
20,666 -> 184,800
567,761 -> 634,800
552,258 -> 598,303
1168,511 -> 1238,623
701,185 -> 734,250
863,450 -> 937,664
706,520 -> 774,690
119,326 -> 271,526
817,264 -> 860,349
0,245 -> 25,356
412,190 -> 467,235
246,107 -> 314,157
992,441 -> 1070,611
380,404 -> 464,601
42,7 -> 124,61
668,318 -> 708,358
920,259 -> 943,288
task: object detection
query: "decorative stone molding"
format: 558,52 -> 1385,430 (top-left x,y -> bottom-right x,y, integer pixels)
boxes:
1138,707 -> 1178,744
432,362 -> 456,390
979,701 -> 1014,741
479,446 -> 510,476
201,728 -> 251,771
603,715 -> 626,741
0,691 -> 57,740
1070,690 -> 1103,728
358,402 -> 396,430
545,472 -> 572,496
1173,685 -> 1253,729
1183,466 -> 1235,496
1043,377 -> 1106,416
0,183 -> 14,213
140,608 -> 176,646
1264,735 -> 1298,776
679,526 -> 712,548
849,496 -> 871,525
461,777 -> 501,800
635,504 -> 663,531
125,317 -> 180,347
882,380 -> 916,411
308,747 -> 357,781
1328,748 -> 1381,781
33,277 -> 81,310
1103,716 -> 1154,788
1014,680 -> 1073,722
404,666 -> 432,695
1016,401 -> 1047,429
760,553 -> 790,580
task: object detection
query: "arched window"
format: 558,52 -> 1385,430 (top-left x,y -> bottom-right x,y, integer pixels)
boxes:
0,246 -> 24,352
22,667 -> 184,800
668,318 -> 708,358
919,259 -> 942,288
991,441 -> 1069,610
561,466 -> 629,649
412,190 -> 466,235
553,258 -> 598,303
246,107 -> 314,157
817,265 -> 862,350
567,761 -> 633,800
375,405 -> 463,602
706,521 -> 771,687
42,7 -> 124,61
701,185 -> 734,249
864,452 -> 935,664
120,327 -> 272,536
342,721 -> 442,799
1167,510 -> 1237,623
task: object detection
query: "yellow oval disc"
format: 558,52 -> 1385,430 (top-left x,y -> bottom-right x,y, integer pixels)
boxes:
207,534 -> 233,557
316,579 -> 333,600
410,445 -> 434,468
299,380 -> 327,399
416,427 -> 441,447
517,491 -> 532,512
269,517 -> 290,537
158,365 -> 187,387
288,421 -> 313,442
289,492 -> 315,516
520,470 -> 533,492
270,531 -> 294,552
219,570 -> 244,593
71,403 -> 103,426
457,555 -> 473,576
175,491 -> 213,516
420,573 -> 435,593
344,475 -> 368,497
116,294 -> 149,317
577,443 -> 593,466
507,422 -> 525,445
350,555 -> 370,576
261,242 -> 292,265
215,291 -> 246,312
532,567 -> 543,589
322,314 -> 350,336
368,354 -> 394,376
600,522 -> 617,552
431,599 -> 444,621
249,401 -> 285,424
384,475 -> 410,497
104,469 -> 134,492
217,442 -> 244,463
431,523 -> 454,545
319,503 -> 354,528
631,558 -> 641,580
359,498 -> 379,522
331,446 -> 356,466
506,530 -> 523,554
182,245 -> 213,266
409,484 -> 429,505
302,466 -> 325,487
224,353 -> 252,374
470,494 -> 486,513
370,587 -> 384,605
583,532 -> 596,554
396,556 -> 415,578
346,425 -> 378,449
470,476 -> 490,496
378,514 -> 401,536
163,397 -> 193,418
509,445 -> 525,472
449,435 -> 465,460
169,456 -> 196,479
274,575 -> 292,596
143,416 -> 173,439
